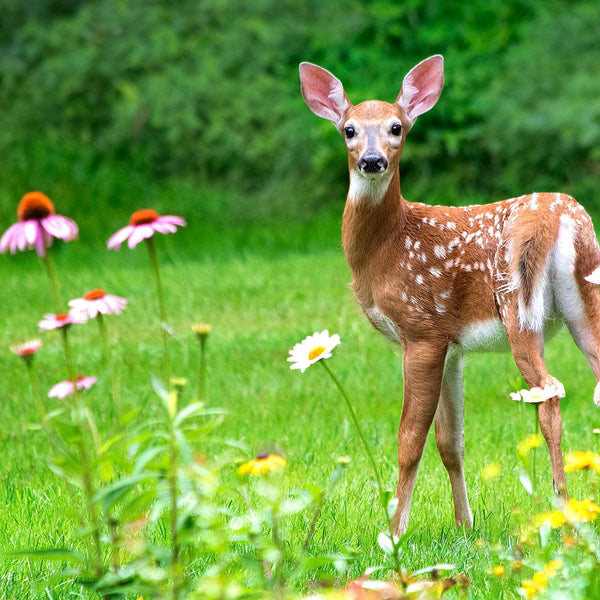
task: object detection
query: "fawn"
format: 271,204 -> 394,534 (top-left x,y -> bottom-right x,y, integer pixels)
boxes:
299,55 -> 600,534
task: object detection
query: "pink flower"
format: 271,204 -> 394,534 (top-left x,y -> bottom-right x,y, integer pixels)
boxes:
39,311 -> 88,331
48,376 -> 97,399
69,289 -> 128,318
11,339 -> 42,363
107,208 -> 186,250
0,192 -> 78,257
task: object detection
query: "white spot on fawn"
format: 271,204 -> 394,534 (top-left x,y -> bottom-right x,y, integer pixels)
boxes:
434,245 -> 447,259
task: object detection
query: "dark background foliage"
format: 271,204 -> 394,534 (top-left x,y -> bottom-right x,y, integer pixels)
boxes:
1,0 -> 599,233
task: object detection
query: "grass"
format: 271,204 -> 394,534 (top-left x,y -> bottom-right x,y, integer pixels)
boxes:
1,215 -> 599,598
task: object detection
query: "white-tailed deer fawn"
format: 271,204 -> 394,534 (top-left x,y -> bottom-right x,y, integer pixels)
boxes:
299,55 -> 600,534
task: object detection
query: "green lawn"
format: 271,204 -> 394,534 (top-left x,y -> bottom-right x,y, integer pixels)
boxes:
1,221 -> 599,598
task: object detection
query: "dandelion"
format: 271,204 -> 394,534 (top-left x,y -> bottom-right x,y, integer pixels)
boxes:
0,191 -> 78,258
238,454 -> 286,476
564,498 -> 600,522
10,339 -> 42,364
69,289 -> 128,318
493,565 -> 505,576
517,433 -> 544,457
534,509 -> 566,529
107,209 -> 186,250
48,376 -> 98,399
564,450 -> 600,474
481,461 -> 502,480
287,329 -> 340,373
192,323 -> 212,338
108,209 -> 186,383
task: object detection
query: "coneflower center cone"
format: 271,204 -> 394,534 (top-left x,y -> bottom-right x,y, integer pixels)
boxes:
17,192 -> 55,221
130,208 -> 159,226
83,289 -> 106,300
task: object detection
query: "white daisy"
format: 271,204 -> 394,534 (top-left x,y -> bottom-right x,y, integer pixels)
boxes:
510,380 -> 565,404
287,329 -> 341,373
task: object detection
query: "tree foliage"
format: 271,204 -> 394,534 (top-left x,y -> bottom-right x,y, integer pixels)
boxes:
0,0 -> 598,219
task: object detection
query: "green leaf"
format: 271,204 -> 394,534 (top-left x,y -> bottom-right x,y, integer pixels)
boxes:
5,549 -> 84,564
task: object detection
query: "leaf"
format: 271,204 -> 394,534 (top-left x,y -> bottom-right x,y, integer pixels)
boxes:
173,402 -> 205,427
151,375 -> 169,403
377,531 -> 399,555
412,563 -> 455,576
387,496 -> 399,520
5,548 -> 84,564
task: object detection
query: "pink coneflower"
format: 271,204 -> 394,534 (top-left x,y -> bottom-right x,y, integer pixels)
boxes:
69,289 -> 128,319
107,209 -> 186,250
10,339 -> 42,364
0,192 -> 78,257
39,311 -> 88,331
48,375 -> 97,399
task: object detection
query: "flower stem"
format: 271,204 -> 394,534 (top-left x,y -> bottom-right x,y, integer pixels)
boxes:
320,360 -> 403,574
25,362 -> 46,424
321,361 -> 385,498
168,388 -> 181,599
198,336 -> 207,401
533,404 -> 539,486
61,327 -> 103,579
145,237 -> 171,383
97,315 -> 122,418
42,253 -> 63,313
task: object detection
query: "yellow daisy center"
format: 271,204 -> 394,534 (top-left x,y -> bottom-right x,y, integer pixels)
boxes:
308,345 -> 326,360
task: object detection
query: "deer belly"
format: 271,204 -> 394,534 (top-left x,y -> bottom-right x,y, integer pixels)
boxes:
459,318 -> 510,352
365,307 -> 401,343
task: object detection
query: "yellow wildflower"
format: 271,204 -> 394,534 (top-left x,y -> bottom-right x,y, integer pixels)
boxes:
543,559 -> 562,577
238,454 -> 286,476
565,450 -> 600,474
192,323 -> 212,338
521,572 -> 548,597
533,509 -> 566,529
493,565 -> 505,576
564,498 -> 600,522
481,461 -> 502,480
517,433 -> 544,457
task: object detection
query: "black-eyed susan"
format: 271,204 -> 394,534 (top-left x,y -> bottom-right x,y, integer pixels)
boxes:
565,450 -> 600,474
238,454 -> 286,476
287,329 -> 340,373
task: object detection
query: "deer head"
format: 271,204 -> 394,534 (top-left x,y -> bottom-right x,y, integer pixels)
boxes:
300,56 -> 444,202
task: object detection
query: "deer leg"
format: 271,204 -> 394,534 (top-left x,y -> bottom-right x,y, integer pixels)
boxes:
434,348 -> 473,527
506,327 -> 567,499
392,339 -> 447,535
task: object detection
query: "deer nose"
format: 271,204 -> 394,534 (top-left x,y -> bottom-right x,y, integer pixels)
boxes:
358,154 -> 388,173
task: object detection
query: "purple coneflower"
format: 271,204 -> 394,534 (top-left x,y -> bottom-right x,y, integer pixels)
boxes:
69,289 -> 128,319
107,209 -> 186,250
48,375 -> 97,399
39,311 -> 88,331
0,192 -> 78,257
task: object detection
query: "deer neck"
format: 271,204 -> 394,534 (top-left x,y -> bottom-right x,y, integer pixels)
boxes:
342,168 -> 406,275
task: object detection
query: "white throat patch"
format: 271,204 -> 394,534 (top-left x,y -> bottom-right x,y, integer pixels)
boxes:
348,170 -> 393,206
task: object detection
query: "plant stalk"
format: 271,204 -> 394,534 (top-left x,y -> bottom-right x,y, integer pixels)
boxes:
97,314 -> 122,418
145,237 -> 171,383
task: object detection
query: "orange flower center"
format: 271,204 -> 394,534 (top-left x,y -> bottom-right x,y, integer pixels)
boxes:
17,192 -> 55,221
130,209 -> 159,226
308,346 -> 326,360
83,289 -> 106,300
20,348 -> 37,355
56,314 -> 69,321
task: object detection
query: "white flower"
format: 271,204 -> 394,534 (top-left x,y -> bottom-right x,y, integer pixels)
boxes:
287,329 -> 341,373
510,380 -> 565,404
68,289 -> 128,318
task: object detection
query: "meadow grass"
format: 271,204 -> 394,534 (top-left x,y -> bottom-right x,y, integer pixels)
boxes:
1,218 -> 599,598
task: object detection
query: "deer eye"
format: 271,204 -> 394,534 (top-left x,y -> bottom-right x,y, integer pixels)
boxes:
391,123 -> 402,136
344,125 -> 355,138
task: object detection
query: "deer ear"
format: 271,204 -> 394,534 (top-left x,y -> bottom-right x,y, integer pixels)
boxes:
396,55 -> 444,126
299,62 -> 351,127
